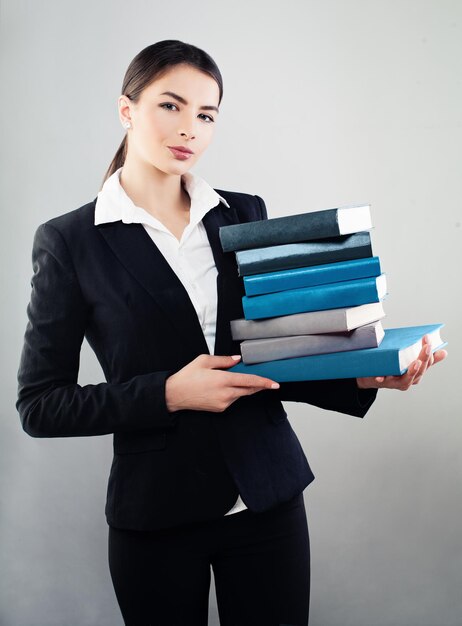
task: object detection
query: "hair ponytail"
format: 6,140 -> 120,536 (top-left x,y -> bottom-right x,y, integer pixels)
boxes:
99,40 -> 223,191
100,135 -> 127,190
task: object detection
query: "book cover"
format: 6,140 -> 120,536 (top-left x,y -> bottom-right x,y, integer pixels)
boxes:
230,302 -> 386,339
219,204 -> 372,252
240,321 -> 385,364
243,256 -> 382,296
236,231 -> 373,276
242,274 -> 387,319
227,324 -> 446,381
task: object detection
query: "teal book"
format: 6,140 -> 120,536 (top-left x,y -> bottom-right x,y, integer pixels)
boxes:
227,324 -> 446,381
242,274 -> 387,319
235,231 -> 373,276
243,257 -> 382,296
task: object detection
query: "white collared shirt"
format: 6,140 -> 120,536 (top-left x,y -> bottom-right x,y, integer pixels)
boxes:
95,166 -> 248,517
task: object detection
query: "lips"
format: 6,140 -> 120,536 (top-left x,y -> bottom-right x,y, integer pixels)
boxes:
168,147 -> 194,160
168,146 -> 194,154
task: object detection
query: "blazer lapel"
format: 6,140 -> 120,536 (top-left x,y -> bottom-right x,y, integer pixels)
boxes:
95,199 -> 244,358
202,204 -> 246,355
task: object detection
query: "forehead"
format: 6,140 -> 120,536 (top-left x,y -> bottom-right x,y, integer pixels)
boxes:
142,64 -> 220,102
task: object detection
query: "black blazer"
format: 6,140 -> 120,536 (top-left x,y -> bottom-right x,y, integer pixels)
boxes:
16,189 -> 377,531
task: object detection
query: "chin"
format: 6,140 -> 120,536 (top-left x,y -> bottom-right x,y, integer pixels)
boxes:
166,162 -> 195,175
146,161 -> 181,175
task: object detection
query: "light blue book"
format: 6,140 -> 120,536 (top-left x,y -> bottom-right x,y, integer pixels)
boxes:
235,231 -> 373,276
242,274 -> 387,319
243,257 -> 382,296
228,324 -> 446,381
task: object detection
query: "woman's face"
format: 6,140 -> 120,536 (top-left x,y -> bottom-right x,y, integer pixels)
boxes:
119,63 -> 220,174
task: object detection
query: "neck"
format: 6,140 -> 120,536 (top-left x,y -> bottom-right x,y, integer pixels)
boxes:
119,157 -> 190,219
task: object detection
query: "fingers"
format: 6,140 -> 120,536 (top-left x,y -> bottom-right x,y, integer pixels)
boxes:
391,360 -> 422,389
229,372 -> 280,390
354,337 -> 448,392
411,337 -> 432,384
386,335 -> 432,389
422,335 -> 435,367
207,354 -> 244,368
231,385 -> 275,396
432,349 -> 447,365
370,360 -> 421,390
357,376 -> 383,389
211,354 -> 280,390
412,333 -> 447,382
202,354 -> 279,392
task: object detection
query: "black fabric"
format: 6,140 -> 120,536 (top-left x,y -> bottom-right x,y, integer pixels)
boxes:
16,190 -> 378,531
108,491 -> 310,626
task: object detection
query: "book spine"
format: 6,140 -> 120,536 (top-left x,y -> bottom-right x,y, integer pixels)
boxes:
236,232 -> 372,276
228,346 -> 399,380
243,256 -> 382,296
219,208 -> 340,252
240,322 -> 384,364
230,308 -> 349,339
242,275 -> 386,320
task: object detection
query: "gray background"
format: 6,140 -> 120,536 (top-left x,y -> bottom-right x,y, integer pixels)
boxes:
1,1 -> 461,624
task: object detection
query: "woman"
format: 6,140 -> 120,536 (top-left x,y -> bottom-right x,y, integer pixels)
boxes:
16,40 -> 446,626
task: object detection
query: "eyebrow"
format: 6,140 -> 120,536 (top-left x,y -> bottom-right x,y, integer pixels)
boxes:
159,91 -> 219,113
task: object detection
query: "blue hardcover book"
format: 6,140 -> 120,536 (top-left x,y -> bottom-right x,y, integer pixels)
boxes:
242,274 -> 388,319
243,257 -> 382,296
227,324 -> 446,381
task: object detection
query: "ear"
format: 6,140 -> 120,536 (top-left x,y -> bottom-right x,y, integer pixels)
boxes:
118,95 -> 133,127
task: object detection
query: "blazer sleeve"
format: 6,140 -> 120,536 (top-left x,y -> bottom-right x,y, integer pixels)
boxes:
254,194 -> 378,418
16,222 -> 178,438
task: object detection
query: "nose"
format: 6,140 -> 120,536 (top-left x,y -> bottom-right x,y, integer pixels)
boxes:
177,111 -> 197,140
178,129 -> 195,140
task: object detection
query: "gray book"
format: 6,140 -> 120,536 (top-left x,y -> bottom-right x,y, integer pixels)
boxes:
230,302 -> 385,340
240,321 -> 385,364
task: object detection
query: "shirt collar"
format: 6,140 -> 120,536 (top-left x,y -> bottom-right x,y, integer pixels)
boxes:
94,166 -> 230,228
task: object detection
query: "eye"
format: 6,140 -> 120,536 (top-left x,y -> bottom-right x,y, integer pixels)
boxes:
160,103 -> 179,111
159,103 -> 214,123
199,113 -> 214,124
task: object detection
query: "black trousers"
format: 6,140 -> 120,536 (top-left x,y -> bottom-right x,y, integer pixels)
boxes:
108,491 -> 310,626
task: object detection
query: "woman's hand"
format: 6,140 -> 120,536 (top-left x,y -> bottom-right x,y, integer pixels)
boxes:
165,354 -> 280,413
356,334 -> 448,391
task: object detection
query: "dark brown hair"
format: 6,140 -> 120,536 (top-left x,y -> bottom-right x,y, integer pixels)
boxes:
99,40 -> 223,190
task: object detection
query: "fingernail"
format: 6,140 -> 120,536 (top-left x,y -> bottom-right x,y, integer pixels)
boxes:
231,355 -> 241,361
271,383 -> 280,389
425,346 -> 431,356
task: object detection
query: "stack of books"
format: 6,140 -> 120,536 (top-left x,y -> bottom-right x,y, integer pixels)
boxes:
218,204 -> 446,382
